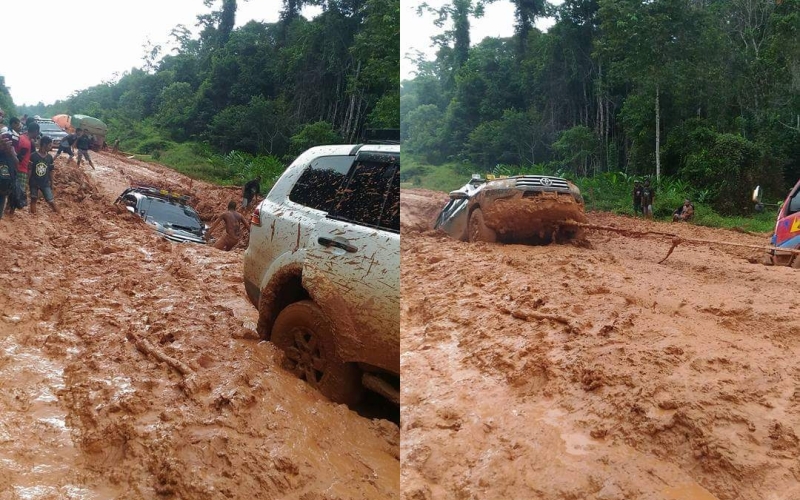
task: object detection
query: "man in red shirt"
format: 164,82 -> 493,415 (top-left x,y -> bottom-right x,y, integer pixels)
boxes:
7,120 -> 34,215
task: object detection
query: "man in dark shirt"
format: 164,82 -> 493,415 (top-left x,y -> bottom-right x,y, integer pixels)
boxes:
641,179 -> 655,219
55,130 -> 78,161
75,129 -> 95,169
242,176 -> 261,209
632,180 -> 643,216
0,133 -> 19,219
29,136 -> 59,215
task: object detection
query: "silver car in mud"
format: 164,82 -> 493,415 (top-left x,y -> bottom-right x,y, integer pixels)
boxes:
434,174 -> 586,243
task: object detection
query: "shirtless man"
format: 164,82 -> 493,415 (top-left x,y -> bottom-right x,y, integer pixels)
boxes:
206,201 -> 250,250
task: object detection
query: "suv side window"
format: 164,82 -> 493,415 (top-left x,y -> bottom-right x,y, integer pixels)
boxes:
788,189 -> 800,215
329,152 -> 399,232
289,156 -> 353,212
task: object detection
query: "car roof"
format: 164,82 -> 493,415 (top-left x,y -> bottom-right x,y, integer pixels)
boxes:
122,186 -> 194,205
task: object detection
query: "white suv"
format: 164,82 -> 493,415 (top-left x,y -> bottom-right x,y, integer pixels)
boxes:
243,144 -> 399,405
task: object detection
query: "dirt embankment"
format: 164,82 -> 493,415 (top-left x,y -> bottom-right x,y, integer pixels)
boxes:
0,152 -> 399,499
401,188 -> 800,500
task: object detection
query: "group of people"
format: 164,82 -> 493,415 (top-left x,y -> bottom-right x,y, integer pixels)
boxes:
55,128 -> 96,169
631,179 -> 694,222
0,109 -> 59,217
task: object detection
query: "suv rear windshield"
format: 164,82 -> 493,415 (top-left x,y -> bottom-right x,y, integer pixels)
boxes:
289,156 -> 353,212
329,152 -> 399,233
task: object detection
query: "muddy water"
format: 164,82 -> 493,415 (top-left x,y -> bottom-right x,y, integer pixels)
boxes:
0,154 -> 399,499
401,188 -> 800,500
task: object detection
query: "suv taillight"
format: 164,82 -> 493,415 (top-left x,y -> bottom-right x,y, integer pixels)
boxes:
251,206 -> 262,227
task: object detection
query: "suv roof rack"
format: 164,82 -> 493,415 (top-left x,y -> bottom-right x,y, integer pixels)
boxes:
127,184 -> 192,205
362,128 -> 400,143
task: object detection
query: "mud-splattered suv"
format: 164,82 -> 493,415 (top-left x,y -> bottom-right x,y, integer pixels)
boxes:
435,174 -> 586,244
243,144 -> 399,405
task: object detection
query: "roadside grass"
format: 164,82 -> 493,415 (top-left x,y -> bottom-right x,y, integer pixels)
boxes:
121,141 -> 283,191
403,158 -> 776,233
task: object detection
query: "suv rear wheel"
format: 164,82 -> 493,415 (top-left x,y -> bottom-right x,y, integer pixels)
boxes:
271,300 -> 363,405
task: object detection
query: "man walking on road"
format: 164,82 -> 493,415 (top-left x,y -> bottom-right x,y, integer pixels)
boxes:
206,201 -> 250,251
75,129 -> 95,170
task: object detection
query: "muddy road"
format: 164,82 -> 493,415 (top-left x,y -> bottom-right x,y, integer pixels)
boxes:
0,152 -> 399,499
401,188 -> 800,500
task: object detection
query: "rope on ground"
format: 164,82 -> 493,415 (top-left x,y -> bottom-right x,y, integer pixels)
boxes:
562,221 -> 800,263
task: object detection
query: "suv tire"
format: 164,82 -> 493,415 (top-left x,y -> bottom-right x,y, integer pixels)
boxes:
272,300 -> 364,405
468,208 -> 497,243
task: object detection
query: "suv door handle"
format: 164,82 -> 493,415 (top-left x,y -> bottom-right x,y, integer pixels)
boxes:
318,237 -> 358,253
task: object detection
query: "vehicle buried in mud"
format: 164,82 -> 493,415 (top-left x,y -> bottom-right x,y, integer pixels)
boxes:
115,186 -> 207,244
754,179 -> 800,267
435,173 -> 587,244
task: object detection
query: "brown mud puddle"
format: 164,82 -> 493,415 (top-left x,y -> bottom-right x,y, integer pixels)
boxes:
0,153 -> 399,499
401,188 -> 800,500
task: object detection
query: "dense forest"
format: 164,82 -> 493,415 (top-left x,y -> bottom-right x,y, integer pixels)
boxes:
401,0 -> 799,214
1,0 -> 398,183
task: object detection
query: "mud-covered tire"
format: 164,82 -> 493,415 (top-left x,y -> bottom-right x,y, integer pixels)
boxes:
271,300 -> 363,405
468,208 -> 497,243
791,255 -> 800,269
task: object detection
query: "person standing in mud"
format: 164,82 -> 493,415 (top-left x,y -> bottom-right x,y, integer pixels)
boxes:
242,176 -> 261,209
0,132 -> 19,219
7,120 -> 34,216
28,137 -> 59,215
75,129 -> 95,170
206,201 -> 250,251
632,180 -> 643,216
54,130 -> 78,162
641,179 -> 655,219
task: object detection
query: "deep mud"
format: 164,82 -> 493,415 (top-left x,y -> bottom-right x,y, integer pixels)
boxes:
482,192 -> 588,244
401,188 -> 800,500
0,152 -> 399,499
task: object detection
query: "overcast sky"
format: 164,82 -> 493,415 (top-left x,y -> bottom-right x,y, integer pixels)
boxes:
401,0 -> 559,81
3,0 -> 320,107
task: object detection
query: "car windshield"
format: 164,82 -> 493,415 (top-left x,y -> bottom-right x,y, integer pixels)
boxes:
38,123 -> 65,134
140,198 -> 202,231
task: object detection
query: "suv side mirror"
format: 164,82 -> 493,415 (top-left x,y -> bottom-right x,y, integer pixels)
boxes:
126,206 -> 135,213
449,190 -> 469,200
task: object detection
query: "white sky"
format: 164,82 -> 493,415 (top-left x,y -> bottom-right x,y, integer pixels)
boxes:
3,0 -> 320,107
401,0 -> 559,81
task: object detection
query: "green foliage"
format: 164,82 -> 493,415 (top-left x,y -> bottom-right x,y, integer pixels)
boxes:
552,125 -> 600,176
288,121 -> 342,158
408,155 -> 776,231
680,133 -> 780,215
402,0 -> 796,214
400,157 -> 466,192
223,150 -> 286,190
6,0 -> 397,187
403,105 -> 445,162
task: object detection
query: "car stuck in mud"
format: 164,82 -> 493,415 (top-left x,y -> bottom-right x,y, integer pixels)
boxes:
244,144 -> 400,406
754,179 -> 800,267
115,186 -> 207,244
434,173 -> 587,243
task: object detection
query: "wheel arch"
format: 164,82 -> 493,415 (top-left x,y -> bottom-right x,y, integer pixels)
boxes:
256,259 -> 309,340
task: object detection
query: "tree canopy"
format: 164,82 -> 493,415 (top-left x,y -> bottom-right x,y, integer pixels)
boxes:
402,0 -> 799,214
5,0 -> 398,163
